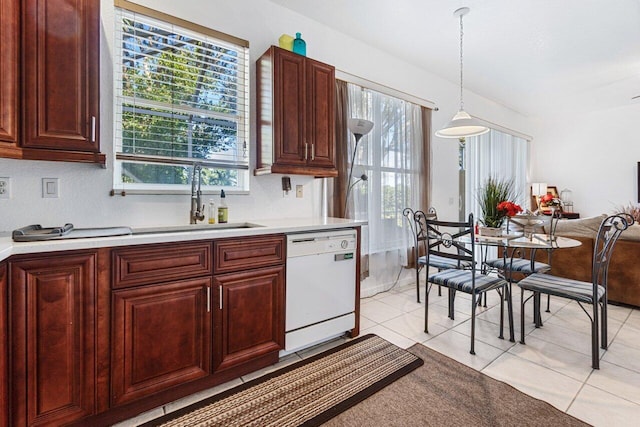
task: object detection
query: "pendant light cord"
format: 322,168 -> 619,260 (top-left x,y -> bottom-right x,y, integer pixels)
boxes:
459,11 -> 464,111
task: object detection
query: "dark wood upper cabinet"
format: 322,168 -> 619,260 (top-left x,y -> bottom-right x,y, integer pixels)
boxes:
0,0 -> 105,165
256,46 -> 337,177
0,0 -> 18,146
10,252 -> 97,426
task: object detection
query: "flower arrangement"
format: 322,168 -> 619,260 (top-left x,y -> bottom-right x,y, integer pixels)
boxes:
540,193 -> 562,208
497,201 -> 523,218
477,176 -> 521,228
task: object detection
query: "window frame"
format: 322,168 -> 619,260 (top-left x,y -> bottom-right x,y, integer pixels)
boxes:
112,1 -> 250,195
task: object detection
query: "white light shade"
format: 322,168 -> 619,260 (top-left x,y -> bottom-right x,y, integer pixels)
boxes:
531,182 -> 547,196
435,110 -> 490,138
348,118 -> 374,137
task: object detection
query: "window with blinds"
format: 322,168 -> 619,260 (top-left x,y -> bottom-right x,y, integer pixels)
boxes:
114,6 -> 250,193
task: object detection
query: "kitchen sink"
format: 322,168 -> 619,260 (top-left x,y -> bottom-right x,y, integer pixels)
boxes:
131,222 -> 265,235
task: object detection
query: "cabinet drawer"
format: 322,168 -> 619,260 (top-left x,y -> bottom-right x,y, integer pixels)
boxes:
112,241 -> 212,288
214,235 -> 285,273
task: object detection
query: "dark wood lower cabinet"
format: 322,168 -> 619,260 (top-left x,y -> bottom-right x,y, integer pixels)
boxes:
214,265 -> 285,372
3,233 -> 299,426
10,252 -> 97,426
111,278 -> 212,406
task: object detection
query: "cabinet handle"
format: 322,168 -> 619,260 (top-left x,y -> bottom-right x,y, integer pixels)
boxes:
91,116 -> 96,142
304,143 -> 308,160
219,286 -> 223,310
311,144 -> 315,160
206,287 -> 211,312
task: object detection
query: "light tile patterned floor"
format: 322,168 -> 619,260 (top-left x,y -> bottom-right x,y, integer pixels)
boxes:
117,282 -> 640,426
361,282 -> 640,427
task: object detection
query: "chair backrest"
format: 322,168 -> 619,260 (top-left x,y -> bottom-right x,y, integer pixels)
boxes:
425,213 -> 475,269
592,214 -> 635,287
403,208 -> 437,262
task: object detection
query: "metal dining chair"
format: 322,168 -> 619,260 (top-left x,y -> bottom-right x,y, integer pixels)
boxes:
403,207 -> 472,303
517,214 -> 633,369
424,213 -> 512,354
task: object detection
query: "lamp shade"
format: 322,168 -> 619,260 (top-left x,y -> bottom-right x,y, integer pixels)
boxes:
348,118 -> 374,137
435,110 -> 490,138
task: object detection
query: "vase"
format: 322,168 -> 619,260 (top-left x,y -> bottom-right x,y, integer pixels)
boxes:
479,226 -> 503,237
292,32 -> 306,56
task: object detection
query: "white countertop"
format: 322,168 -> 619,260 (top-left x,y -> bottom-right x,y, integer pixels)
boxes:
0,217 -> 366,262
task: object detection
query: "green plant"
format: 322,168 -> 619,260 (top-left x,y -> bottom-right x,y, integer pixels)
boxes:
477,176 -> 519,228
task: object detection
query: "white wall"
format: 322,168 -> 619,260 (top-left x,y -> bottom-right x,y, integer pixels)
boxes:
530,102 -> 640,218
0,0 -> 531,235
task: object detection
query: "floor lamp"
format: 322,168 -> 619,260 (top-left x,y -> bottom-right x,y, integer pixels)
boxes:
344,118 -> 374,217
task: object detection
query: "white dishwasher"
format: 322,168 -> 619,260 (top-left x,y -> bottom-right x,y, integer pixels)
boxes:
285,230 -> 357,353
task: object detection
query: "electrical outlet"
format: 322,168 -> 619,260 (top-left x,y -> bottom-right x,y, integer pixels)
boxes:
296,185 -> 303,198
0,177 -> 10,199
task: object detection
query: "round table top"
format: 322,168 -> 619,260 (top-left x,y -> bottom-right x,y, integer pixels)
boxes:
470,233 -> 582,249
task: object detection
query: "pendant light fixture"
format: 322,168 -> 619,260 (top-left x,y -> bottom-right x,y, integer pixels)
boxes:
436,7 -> 490,138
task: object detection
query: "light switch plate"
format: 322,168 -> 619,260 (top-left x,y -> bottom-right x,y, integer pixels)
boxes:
296,185 -> 303,198
42,178 -> 59,198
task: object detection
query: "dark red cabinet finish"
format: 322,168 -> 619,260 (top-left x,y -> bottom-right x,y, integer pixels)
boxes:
0,0 -> 104,165
111,278 -> 212,406
257,46 -> 336,177
10,252 -> 97,426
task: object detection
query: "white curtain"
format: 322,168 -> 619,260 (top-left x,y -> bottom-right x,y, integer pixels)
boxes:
347,83 -> 423,292
465,129 -> 530,222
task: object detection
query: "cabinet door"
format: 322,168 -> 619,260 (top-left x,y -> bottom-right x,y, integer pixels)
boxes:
22,0 -> 99,152
111,278 -> 212,406
214,265 -> 284,372
306,58 -> 336,170
10,252 -> 97,426
0,0 -> 18,145
273,48 -> 307,167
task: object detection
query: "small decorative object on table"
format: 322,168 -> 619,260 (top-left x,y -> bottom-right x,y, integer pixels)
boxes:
477,176 -> 522,237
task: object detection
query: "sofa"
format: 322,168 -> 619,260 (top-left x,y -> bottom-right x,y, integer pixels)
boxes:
534,214 -> 640,308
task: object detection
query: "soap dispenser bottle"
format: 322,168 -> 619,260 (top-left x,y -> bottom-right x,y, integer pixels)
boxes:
217,190 -> 228,223
292,32 -> 306,56
208,199 -> 216,224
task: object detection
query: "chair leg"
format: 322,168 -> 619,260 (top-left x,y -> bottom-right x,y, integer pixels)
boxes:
416,268 -> 421,303
470,293 -> 477,355
498,289 -> 505,340
449,289 -> 457,320
520,288 -> 526,345
546,294 -> 551,313
424,283 -> 430,333
592,302 -> 600,370
506,284 -> 515,342
601,297 -> 608,350
438,284 -> 442,296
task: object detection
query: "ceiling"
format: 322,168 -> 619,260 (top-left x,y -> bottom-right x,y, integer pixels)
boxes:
270,0 -> 640,117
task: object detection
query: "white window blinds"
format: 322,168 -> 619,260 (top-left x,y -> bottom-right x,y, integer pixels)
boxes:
114,7 -> 250,191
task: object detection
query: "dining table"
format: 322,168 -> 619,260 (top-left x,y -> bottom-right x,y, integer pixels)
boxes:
458,231 -> 583,342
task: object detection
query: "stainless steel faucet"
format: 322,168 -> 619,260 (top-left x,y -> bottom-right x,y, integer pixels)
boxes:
190,163 -> 205,224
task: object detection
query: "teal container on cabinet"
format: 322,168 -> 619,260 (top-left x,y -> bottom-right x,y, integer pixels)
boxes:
292,32 -> 306,56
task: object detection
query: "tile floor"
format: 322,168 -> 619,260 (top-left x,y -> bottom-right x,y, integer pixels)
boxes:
117,282 -> 640,426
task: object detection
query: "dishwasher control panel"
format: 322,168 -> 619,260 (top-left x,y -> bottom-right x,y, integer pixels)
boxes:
287,230 -> 357,258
